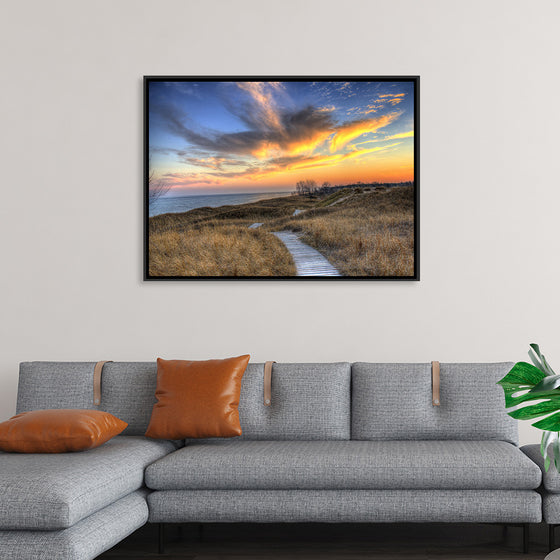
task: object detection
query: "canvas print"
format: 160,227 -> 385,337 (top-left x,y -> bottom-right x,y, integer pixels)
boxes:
145,76 -> 418,279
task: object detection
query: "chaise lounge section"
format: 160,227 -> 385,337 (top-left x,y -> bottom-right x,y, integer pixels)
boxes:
0,362 -> 177,560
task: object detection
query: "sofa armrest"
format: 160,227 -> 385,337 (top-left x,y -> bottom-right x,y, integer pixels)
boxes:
522,444 -> 560,493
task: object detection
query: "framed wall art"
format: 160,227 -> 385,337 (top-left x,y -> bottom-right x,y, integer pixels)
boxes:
144,76 -> 419,280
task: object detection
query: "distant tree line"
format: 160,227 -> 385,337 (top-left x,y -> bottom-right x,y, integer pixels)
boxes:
295,180 -> 331,197
294,179 -> 414,197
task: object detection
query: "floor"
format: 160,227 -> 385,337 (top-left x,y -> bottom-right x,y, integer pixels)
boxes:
100,522 -> 552,559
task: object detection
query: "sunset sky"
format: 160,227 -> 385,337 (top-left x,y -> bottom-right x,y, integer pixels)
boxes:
148,80 -> 415,196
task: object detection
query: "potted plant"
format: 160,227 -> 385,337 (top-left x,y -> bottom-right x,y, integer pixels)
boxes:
498,344 -> 560,472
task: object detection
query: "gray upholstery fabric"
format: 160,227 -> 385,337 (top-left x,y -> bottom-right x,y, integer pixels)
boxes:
98,362 -> 158,435
146,440 -> 540,491
351,363 -> 518,444
0,436 -> 176,530
0,490 -> 148,560
148,489 -> 541,523
543,493 -> 560,524
522,444 -> 560,493
17,362 -> 95,413
521,446 -> 560,521
236,363 -> 351,440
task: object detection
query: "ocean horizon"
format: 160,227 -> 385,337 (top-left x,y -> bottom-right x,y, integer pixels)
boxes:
149,191 -> 292,217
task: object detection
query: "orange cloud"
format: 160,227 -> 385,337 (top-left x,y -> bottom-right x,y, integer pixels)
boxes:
377,93 -> 406,106
285,130 -> 332,156
361,104 -> 383,115
329,113 -> 400,152
350,142 -> 402,157
251,129 -> 333,160
284,142 -> 403,172
252,141 -> 281,159
385,130 -> 414,140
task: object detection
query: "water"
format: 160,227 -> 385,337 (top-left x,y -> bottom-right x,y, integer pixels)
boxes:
149,191 -> 292,217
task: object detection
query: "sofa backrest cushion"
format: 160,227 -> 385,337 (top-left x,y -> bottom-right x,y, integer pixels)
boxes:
17,362 -> 157,436
237,362 -> 351,440
17,361 -> 352,440
351,362 -> 517,445
17,362 -> 94,412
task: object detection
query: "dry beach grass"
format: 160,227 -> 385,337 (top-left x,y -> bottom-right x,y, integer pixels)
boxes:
266,187 -> 414,276
149,224 -> 296,277
148,186 -> 415,277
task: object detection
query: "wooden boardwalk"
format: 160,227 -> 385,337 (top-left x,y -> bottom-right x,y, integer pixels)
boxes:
272,231 -> 341,277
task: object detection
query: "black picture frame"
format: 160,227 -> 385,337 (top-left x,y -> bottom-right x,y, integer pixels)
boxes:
144,76 -> 419,280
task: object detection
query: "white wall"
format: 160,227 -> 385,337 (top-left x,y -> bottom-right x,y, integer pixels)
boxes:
0,0 -> 559,445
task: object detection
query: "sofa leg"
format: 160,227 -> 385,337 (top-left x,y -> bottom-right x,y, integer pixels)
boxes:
550,524 -> 557,553
523,523 -> 529,554
158,523 -> 165,554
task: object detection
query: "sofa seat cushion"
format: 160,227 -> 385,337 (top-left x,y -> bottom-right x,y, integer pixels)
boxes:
543,493 -> 560,524
522,444 -> 560,493
0,436 -> 177,530
145,440 -> 541,491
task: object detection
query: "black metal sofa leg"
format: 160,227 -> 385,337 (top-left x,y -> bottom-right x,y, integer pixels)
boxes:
551,524 -> 558,553
158,523 -> 165,554
523,523 -> 529,554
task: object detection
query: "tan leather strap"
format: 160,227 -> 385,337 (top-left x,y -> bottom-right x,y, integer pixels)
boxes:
93,361 -> 113,405
264,361 -> 276,406
432,361 -> 440,406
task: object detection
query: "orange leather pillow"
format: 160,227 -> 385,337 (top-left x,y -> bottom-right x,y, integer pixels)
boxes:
145,355 -> 250,439
0,409 -> 127,453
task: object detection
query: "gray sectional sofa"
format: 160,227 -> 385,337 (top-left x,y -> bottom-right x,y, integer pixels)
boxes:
0,361 -> 545,559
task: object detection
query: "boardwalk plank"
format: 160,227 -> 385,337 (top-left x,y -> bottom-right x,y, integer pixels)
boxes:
272,231 -> 341,277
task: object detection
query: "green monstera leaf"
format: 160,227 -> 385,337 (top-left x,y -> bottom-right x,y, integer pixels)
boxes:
497,344 -> 560,472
